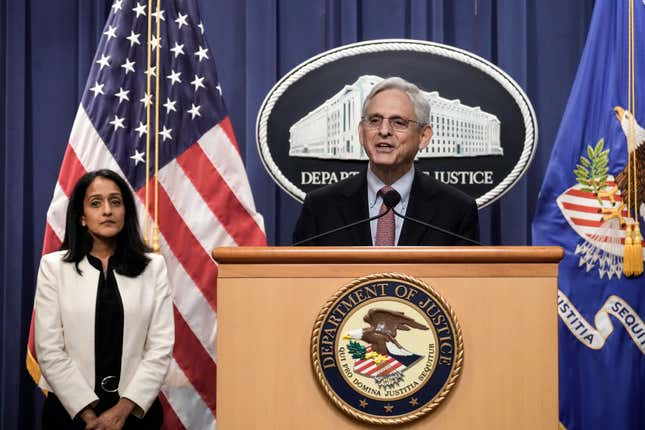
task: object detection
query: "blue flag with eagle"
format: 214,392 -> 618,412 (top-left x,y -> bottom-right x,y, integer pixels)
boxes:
532,1 -> 645,429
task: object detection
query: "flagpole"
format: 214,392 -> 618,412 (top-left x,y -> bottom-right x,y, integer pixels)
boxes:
628,0 -> 641,274
153,0 -> 161,253
623,0 -> 642,277
144,0 -> 153,246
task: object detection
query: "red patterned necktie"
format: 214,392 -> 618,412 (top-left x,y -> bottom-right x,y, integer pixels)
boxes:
375,186 -> 395,246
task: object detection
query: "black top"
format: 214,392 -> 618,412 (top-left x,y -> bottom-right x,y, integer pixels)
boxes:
87,254 -> 124,398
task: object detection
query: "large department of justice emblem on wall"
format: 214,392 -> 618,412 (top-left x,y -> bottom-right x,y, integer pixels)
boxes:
257,39 -> 538,208
311,273 -> 463,424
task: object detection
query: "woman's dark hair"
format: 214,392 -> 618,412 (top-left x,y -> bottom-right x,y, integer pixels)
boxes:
61,169 -> 151,276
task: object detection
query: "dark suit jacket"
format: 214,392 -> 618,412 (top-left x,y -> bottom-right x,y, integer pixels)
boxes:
293,168 -> 479,246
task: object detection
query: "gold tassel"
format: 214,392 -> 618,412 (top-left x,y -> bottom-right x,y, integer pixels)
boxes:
624,223 -> 634,277
632,223 -> 643,276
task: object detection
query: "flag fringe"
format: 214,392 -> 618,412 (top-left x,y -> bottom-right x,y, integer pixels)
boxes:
26,348 -> 47,395
25,348 -> 41,384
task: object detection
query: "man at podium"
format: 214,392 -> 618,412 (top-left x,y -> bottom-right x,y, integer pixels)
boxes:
293,76 -> 479,246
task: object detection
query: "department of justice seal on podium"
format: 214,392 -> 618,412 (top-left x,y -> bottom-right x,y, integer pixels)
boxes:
311,273 -> 463,425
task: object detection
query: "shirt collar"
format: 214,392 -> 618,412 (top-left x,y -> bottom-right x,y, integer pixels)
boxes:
367,164 -> 415,208
86,253 -> 115,272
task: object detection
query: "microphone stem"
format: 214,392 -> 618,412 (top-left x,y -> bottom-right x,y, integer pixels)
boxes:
392,209 -> 482,246
293,207 -> 393,246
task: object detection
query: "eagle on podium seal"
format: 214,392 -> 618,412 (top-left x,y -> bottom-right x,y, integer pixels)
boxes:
311,273 -> 463,425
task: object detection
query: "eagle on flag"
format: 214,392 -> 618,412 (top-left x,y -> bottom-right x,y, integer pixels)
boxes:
614,106 -> 645,214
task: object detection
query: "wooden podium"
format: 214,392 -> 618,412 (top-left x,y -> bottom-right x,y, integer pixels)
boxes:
213,246 -> 562,429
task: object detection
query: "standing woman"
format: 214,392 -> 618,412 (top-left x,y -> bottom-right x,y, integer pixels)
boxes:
34,169 -> 174,429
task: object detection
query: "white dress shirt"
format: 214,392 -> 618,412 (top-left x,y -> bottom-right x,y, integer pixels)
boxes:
367,165 -> 414,246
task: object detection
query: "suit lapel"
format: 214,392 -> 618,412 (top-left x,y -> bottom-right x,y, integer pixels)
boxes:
399,169 -> 438,245
340,170 -> 372,245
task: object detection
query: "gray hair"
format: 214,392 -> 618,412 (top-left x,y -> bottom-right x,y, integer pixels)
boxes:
361,77 -> 431,126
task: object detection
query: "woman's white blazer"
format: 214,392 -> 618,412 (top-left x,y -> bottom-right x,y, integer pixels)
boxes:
34,250 -> 174,419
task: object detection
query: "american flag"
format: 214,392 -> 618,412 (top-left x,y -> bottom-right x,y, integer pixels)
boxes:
26,0 -> 266,428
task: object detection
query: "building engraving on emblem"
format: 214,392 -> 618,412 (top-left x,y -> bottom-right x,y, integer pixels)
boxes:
289,75 -> 503,160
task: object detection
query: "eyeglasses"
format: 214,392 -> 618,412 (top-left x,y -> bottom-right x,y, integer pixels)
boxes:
362,115 -> 423,131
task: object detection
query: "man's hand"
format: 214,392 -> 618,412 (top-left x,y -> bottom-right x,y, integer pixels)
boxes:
85,398 -> 136,430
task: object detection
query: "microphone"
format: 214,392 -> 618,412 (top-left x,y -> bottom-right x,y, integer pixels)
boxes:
386,189 -> 482,246
293,190 -> 400,246
382,189 -> 401,209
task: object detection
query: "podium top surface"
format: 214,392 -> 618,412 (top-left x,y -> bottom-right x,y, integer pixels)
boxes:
212,246 -> 563,264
